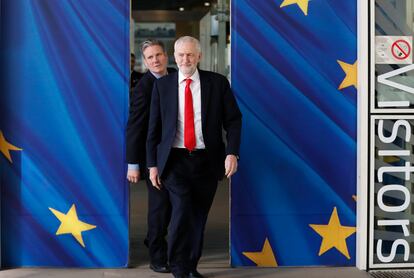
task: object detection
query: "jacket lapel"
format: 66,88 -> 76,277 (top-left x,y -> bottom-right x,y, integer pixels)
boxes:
147,71 -> 156,81
200,70 -> 210,134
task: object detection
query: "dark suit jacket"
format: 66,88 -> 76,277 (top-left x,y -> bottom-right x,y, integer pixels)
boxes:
130,70 -> 144,89
126,68 -> 176,175
146,70 -> 242,179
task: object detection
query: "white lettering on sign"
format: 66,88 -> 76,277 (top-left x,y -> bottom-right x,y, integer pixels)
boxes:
376,119 -> 412,263
377,120 -> 411,143
376,65 -> 414,108
377,220 -> 410,237
377,184 -> 410,212
377,239 -> 409,263
377,64 -> 414,96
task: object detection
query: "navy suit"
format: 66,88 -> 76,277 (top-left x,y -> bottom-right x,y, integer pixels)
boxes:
146,70 -> 242,275
126,68 -> 175,266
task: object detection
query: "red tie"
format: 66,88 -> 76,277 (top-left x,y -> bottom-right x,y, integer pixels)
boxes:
184,78 -> 196,151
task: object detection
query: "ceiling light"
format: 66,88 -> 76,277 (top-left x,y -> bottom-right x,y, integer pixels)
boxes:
204,2 -> 211,6
179,7 -> 185,11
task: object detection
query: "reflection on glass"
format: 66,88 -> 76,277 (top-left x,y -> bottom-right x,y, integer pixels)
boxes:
373,119 -> 414,264
375,0 -> 414,108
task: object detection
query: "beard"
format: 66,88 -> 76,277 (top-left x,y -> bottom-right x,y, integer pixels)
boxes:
179,65 -> 196,76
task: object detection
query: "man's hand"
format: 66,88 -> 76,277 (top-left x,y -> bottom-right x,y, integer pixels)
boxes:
127,169 -> 140,183
225,155 -> 238,178
149,167 -> 162,190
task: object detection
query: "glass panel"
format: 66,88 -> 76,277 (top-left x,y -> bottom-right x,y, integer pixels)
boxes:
373,118 -> 414,264
375,0 -> 414,109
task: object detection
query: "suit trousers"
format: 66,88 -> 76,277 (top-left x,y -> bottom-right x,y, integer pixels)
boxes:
145,175 -> 171,265
162,148 -> 218,275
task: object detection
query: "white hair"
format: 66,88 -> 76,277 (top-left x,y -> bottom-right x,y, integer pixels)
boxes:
174,36 -> 201,53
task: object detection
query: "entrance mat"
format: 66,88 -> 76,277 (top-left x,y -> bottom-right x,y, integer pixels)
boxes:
370,271 -> 414,278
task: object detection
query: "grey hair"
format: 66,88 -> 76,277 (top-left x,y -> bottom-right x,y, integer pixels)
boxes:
174,36 -> 201,53
140,39 -> 166,57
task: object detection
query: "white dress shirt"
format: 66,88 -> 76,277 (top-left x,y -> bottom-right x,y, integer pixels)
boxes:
172,69 -> 205,149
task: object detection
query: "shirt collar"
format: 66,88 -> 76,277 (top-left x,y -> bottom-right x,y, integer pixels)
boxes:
150,71 -> 167,79
178,69 -> 199,84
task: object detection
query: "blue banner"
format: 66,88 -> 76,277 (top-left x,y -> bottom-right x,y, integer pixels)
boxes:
0,0 -> 129,267
231,0 -> 357,266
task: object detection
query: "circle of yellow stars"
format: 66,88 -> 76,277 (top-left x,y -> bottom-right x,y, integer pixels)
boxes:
1,0 -> 359,261
242,204 -> 357,265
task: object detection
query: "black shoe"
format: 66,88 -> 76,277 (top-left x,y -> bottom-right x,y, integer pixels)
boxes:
149,263 -> 171,273
188,270 -> 204,278
173,273 -> 188,278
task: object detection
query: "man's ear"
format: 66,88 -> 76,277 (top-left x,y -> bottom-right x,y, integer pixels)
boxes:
174,52 -> 179,64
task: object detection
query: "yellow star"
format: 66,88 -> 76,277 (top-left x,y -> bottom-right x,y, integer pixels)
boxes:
309,207 -> 356,259
0,131 -> 22,163
280,0 -> 310,16
338,60 -> 357,90
49,204 -> 96,248
242,238 -> 278,267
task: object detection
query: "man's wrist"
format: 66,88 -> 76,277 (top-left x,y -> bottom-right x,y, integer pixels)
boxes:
227,154 -> 240,160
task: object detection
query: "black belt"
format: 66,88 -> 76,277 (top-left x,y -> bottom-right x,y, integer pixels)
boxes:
171,148 -> 206,156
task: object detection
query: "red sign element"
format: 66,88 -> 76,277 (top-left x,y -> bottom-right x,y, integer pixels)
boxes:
391,39 -> 411,60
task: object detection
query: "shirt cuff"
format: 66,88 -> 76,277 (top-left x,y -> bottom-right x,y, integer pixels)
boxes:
128,164 -> 139,170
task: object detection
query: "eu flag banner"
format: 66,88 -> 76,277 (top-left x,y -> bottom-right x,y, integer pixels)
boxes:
231,0 -> 357,266
0,0 -> 129,267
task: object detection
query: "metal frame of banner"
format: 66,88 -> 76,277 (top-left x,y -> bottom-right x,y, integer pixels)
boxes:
0,0 -> 2,269
356,0 -> 369,271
